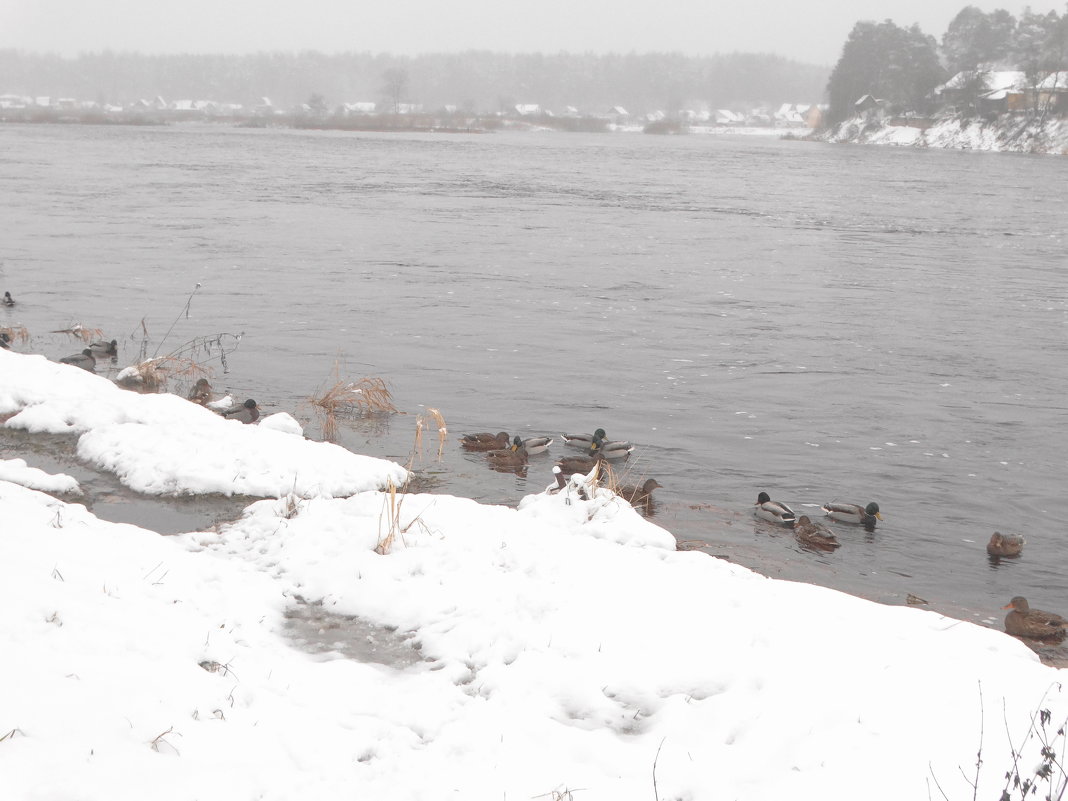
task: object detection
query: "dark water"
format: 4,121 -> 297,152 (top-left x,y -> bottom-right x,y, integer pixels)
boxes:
2,122 -> 1067,635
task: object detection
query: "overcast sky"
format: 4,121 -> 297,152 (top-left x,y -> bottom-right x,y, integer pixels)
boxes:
0,0 -> 1048,66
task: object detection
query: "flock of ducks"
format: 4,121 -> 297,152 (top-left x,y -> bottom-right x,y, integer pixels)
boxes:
5,288 -> 1061,647
460,427 -> 660,508
0,301 -> 261,424
755,491 -> 1061,644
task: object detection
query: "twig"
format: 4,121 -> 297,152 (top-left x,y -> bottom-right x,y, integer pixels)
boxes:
653,737 -> 666,801
152,283 -> 201,357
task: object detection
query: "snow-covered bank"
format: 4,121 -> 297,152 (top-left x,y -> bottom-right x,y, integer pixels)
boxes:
826,114 -> 1068,154
2,349 -> 1067,800
0,349 -> 407,497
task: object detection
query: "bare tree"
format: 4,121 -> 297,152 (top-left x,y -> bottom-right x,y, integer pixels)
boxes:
381,68 -> 408,114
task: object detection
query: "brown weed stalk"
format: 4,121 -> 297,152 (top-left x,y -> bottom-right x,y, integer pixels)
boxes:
0,324 -> 30,344
51,323 -> 106,343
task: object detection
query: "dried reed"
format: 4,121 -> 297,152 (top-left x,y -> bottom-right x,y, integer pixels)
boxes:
413,408 -> 448,462
309,363 -> 398,442
51,323 -> 106,343
117,355 -> 212,394
0,324 -> 30,344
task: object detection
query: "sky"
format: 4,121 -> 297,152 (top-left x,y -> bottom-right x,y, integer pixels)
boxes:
0,0 -> 1052,66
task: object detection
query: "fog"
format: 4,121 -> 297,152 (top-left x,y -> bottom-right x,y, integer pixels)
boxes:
0,0 -> 1044,66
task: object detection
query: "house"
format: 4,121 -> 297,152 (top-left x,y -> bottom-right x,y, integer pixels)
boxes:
343,102 -> 377,115
714,109 -> 744,125
1036,71 -> 1068,114
514,104 -> 541,116
853,94 -> 883,113
774,103 -> 806,126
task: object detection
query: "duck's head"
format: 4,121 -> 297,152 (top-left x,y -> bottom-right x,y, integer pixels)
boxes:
1003,596 -> 1030,613
644,479 -> 663,492
796,515 -> 811,526
756,491 -> 771,505
510,435 -> 522,451
82,348 -> 94,357
194,378 -> 210,389
244,399 -> 258,409
865,502 -> 883,519
593,428 -> 606,439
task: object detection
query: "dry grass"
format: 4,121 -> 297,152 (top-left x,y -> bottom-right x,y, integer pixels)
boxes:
51,323 -> 105,343
117,356 -> 212,394
0,324 -> 30,344
309,361 -> 399,441
413,408 -> 448,462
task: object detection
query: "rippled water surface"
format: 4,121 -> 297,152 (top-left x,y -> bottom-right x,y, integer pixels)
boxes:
2,123 -> 1066,632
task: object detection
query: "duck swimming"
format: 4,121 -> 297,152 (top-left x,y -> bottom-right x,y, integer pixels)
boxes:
221,398 -> 260,424
520,436 -> 554,455
821,501 -> 883,527
562,428 -> 607,449
485,437 -> 529,469
1003,596 -> 1067,642
793,515 -> 840,550
88,339 -> 118,357
754,491 -> 797,525
460,431 -> 511,451
187,378 -> 213,406
0,332 -> 10,349
555,452 -> 606,476
987,532 -> 1024,558
2,291 -> 13,306
615,478 -> 662,506
59,348 -> 96,372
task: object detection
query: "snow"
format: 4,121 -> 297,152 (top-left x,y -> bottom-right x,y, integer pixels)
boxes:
2,348 -> 1067,800
827,113 -> 1068,155
0,458 -> 79,494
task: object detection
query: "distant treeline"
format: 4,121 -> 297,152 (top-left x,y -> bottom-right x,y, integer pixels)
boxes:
0,49 -> 828,113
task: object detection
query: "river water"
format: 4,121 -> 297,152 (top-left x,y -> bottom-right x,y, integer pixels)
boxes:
2,123 -> 1066,637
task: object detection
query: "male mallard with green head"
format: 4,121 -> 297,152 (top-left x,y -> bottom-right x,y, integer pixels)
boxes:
1003,596 -> 1067,641
821,501 -> 883,527
521,436 -> 554,455
562,428 -> 607,449
755,491 -> 797,525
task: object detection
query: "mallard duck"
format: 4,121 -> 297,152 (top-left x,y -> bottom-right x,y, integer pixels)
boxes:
2,291 -> 13,306
562,428 -> 607,449
555,452 -> 606,476
821,501 -> 883,527
460,431 -> 511,451
793,515 -> 840,550
88,338 -> 118,357
987,532 -> 1024,558
221,398 -> 260,424
585,432 -> 634,460
59,348 -> 96,372
1003,597 -> 1067,641
615,478 -> 662,505
548,465 -> 567,494
755,491 -> 796,525
187,378 -> 213,405
0,332 -> 10,349
521,436 -> 554,455
485,437 -> 528,469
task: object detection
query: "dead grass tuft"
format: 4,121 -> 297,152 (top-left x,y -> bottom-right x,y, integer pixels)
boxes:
413,408 -> 448,462
117,356 -> 212,394
309,362 -> 399,441
51,323 -> 105,343
0,324 -> 30,344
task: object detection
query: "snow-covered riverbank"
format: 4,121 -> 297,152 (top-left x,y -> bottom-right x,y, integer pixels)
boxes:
826,113 -> 1068,154
2,347 -> 1066,800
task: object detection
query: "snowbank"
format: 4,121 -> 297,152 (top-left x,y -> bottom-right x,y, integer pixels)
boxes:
826,114 -> 1068,154
1,347 -> 1066,801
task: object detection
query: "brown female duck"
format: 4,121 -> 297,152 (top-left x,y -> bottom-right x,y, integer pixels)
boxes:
460,431 -> 511,451
615,478 -> 662,505
987,532 -> 1024,558
1003,596 -> 1067,641
485,436 -> 529,468
793,515 -> 840,550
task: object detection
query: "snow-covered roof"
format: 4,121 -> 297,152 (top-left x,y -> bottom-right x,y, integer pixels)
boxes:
937,70 -> 1027,94
1037,71 -> 1068,91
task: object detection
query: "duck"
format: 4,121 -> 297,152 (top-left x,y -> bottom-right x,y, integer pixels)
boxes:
0,332 -> 10,349
793,515 -> 841,550
548,465 -> 568,494
521,436 -> 554,455
2,291 -> 13,306
586,432 -> 634,460
88,338 -> 118,357
485,437 -> 529,469
754,491 -> 797,525
821,501 -> 883,527
987,532 -> 1025,558
1003,596 -> 1067,642
187,378 -> 213,405
615,478 -> 662,505
59,348 -> 96,372
554,452 -> 607,476
220,398 -> 260,424
460,431 -> 511,451
562,428 -> 607,449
